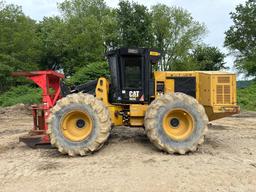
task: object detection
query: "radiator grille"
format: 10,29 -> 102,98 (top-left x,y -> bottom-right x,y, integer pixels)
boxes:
216,77 -> 231,104
218,76 -> 230,84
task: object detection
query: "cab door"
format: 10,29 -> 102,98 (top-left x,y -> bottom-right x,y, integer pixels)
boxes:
120,54 -> 145,103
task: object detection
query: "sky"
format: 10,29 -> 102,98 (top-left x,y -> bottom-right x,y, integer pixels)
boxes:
5,0 -> 247,76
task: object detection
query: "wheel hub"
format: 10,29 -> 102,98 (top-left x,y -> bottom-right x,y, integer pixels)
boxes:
60,110 -> 93,142
170,118 -> 180,128
76,119 -> 86,128
163,109 -> 194,141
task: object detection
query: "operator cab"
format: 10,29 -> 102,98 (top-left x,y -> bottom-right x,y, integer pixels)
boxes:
106,48 -> 161,104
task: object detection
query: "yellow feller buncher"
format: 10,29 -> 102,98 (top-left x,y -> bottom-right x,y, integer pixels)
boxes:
30,48 -> 239,156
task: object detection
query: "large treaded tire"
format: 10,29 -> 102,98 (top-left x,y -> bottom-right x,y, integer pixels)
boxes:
144,93 -> 208,154
47,93 -> 111,156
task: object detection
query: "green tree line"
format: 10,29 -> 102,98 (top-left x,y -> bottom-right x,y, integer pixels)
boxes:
0,0 -> 227,92
225,0 -> 256,78
224,0 -> 256,111
0,0 -> 255,109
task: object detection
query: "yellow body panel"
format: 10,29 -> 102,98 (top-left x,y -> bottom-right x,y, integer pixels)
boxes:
95,70 -> 239,126
129,118 -> 144,126
129,104 -> 148,126
108,106 -> 123,125
96,77 -> 123,126
129,104 -> 148,117
165,79 -> 175,94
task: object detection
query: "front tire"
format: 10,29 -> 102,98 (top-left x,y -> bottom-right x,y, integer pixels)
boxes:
144,93 -> 208,154
47,93 -> 111,156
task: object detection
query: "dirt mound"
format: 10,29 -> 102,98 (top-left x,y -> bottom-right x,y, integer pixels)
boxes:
0,104 -> 31,117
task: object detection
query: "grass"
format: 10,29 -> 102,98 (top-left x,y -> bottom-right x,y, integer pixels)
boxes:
0,86 -> 41,107
237,82 -> 256,111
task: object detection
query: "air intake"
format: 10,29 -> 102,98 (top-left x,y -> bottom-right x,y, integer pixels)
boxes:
216,76 -> 231,104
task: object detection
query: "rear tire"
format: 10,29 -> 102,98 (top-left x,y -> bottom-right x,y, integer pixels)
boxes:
47,93 -> 111,156
144,93 -> 208,154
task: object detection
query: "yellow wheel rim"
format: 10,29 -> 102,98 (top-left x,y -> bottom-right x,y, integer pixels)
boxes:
60,110 -> 93,142
163,109 -> 194,141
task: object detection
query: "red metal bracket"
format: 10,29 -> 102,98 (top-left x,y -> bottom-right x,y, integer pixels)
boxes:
12,70 -> 64,147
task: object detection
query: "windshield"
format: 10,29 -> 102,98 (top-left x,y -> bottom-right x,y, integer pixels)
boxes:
122,56 -> 142,89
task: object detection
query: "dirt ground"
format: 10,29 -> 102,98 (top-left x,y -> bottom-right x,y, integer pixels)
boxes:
0,104 -> 256,192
